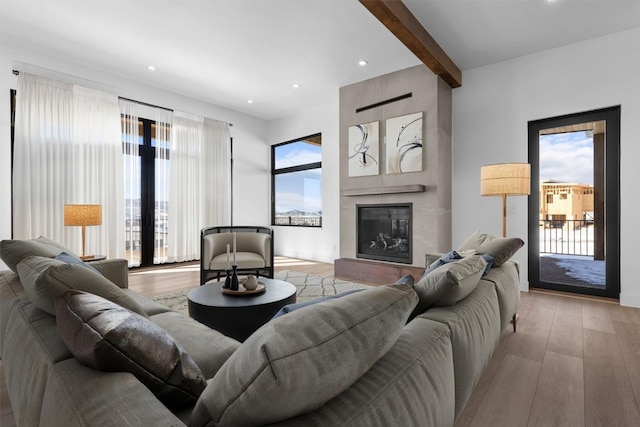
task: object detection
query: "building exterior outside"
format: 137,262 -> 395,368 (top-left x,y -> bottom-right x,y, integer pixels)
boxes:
539,180 -> 593,226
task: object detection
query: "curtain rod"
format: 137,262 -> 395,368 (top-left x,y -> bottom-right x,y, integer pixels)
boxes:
119,97 -> 233,126
13,70 -> 233,127
118,96 -> 173,112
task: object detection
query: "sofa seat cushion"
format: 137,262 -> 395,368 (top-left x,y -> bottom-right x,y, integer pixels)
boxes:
189,284 -> 418,427
413,254 -> 487,315
458,231 -> 524,267
208,252 -> 266,270
125,290 -> 173,316
150,311 -> 241,379
17,255 -> 146,316
0,236 -> 75,273
55,290 -> 207,410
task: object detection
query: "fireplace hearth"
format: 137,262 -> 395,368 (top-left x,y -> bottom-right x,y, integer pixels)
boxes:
357,203 -> 412,264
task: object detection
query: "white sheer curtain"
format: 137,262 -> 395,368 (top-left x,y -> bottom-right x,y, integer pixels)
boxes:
14,74 -> 123,258
153,108 -> 172,264
119,99 -> 140,266
167,111 -> 231,262
14,74 -> 72,242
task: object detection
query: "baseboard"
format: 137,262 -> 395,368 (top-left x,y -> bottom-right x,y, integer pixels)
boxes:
620,293 -> 640,308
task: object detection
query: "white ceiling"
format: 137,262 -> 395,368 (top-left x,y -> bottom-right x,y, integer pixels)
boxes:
1,0 -> 640,121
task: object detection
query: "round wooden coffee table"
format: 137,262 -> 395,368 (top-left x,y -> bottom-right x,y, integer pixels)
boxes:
187,278 -> 297,342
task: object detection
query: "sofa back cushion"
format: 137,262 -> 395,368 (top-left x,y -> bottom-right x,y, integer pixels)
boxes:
457,231 -> 524,267
413,254 -> 487,315
17,256 -> 145,316
189,283 -> 418,427
55,290 -> 207,410
0,236 -> 75,273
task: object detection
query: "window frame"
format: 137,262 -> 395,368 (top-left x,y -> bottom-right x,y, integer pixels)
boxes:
271,133 -> 322,228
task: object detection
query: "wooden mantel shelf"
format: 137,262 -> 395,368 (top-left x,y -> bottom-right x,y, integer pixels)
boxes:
341,184 -> 426,197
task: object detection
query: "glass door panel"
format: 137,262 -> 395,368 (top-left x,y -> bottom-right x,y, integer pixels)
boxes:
528,107 -> 620,299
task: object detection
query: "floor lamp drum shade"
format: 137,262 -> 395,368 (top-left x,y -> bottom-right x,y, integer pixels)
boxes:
481,163 -> 531,197
64,204 -> 102,260
481,163 -> 530,237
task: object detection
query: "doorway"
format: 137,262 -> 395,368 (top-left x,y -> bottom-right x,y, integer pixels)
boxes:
528,107 -> 620,299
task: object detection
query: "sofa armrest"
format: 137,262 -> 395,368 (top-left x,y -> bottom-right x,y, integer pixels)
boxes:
87,258 -> 129,289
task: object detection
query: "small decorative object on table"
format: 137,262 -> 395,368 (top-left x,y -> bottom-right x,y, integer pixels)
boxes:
222,281 -> 266,296
223,243 -> 232,289
223,269 -> 232,289
245,274 -> 259,291
230,265 -> 239,291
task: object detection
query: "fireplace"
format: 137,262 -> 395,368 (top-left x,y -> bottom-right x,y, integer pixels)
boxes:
356,203 -> 412,264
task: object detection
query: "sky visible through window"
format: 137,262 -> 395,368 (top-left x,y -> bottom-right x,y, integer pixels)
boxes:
540,130 -> 593,185
274,140 -> 322,214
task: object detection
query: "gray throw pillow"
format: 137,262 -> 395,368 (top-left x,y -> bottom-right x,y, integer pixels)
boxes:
17,255 -> 146,317
55,290 -> 206,410
457,231 -> 524,267
413,254 -> 487,314
189,284 -> 418,427
0,236 -> 76,273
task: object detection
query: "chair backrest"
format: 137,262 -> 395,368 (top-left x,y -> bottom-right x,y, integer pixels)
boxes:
201,226 -> 273,267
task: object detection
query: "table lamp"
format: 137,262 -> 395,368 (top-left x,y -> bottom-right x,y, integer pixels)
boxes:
481,163 -> 530,237
64,204 -> 102,260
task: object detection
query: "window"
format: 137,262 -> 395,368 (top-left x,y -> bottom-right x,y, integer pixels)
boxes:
547,194 -> 554,204
122,117 -> 171,267
271,133 -> 322,227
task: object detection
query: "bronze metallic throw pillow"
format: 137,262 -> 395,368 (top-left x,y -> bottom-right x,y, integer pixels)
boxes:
55,290 -> 206,410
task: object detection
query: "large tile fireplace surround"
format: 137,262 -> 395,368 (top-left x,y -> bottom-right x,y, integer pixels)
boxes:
337,65 -> 452,284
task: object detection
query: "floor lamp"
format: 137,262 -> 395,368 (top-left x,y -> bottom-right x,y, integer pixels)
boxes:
64,204 -> 102,260
481,163 -> 531,237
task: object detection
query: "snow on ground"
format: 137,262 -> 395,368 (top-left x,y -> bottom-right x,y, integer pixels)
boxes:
540,253 -> 605,286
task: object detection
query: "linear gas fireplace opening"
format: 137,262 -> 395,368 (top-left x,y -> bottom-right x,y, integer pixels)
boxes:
357,203 -> 412,264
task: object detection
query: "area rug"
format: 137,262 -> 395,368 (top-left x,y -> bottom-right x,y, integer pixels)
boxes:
148,270 -> 371,316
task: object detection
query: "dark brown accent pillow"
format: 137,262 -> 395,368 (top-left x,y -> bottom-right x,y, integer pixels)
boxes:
55,290 -> 206,410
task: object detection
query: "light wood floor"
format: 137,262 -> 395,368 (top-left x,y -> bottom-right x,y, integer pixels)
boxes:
2,257 -> 640,426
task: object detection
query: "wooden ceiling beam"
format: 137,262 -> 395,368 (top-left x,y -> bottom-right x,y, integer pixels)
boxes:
359,0 -> 462,88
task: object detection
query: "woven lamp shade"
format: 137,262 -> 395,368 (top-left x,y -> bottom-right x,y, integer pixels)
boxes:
481,163 -> 531,196
64,205 -> 102,226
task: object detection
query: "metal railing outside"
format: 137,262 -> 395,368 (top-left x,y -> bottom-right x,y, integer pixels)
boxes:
539,219 -> 594,256
273,215 -> 322,227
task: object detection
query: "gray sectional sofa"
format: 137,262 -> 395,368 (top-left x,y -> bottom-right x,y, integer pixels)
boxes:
1,232 -> 522,427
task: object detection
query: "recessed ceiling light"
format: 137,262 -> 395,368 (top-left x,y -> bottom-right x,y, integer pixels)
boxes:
247,99 -> 254,104
147,65 -> 156,71
358,60 -> 368,66
292,83 -> 300,89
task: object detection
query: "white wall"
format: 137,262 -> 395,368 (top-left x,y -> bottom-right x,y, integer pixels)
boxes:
268,100 -> 340,264
0,39 -> 270,270
452,27 -> 640,307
